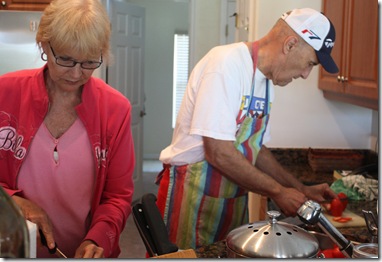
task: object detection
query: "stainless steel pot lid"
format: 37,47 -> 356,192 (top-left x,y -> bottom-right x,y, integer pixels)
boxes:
226,210 -> 319,258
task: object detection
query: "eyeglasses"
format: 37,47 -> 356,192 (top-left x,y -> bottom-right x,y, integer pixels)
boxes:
47,42 -> 103,70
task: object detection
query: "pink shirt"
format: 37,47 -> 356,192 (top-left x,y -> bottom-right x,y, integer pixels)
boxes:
17,118 -> 95,258
0,66 -> 135,257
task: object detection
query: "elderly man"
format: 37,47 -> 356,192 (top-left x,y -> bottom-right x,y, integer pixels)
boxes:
156,8 -> 339,249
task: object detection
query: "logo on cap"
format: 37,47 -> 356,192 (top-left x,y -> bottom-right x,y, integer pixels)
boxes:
325,39 -> 334,48
301,29 -> 321,41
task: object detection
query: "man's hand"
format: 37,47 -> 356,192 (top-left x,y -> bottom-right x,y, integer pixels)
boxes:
302,183 -> 338,203
271,187 -> 308,217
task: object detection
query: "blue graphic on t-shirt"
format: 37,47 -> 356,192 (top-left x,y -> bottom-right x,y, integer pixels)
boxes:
247,96 -> 265,118
237,95 -> 266,124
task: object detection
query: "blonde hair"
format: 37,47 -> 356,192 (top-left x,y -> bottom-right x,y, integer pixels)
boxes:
36,0 -> 111,63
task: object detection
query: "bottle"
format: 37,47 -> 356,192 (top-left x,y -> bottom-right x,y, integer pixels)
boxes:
0,185 -> 30,258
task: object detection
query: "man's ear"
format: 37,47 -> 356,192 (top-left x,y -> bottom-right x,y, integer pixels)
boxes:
283,36 -> 298,54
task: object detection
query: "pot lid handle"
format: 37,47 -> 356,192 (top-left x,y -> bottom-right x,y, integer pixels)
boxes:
267,210 -> 280,224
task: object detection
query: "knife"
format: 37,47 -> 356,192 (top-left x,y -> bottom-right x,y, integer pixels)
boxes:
140,193 -> 178,255
39,229 -> 68,258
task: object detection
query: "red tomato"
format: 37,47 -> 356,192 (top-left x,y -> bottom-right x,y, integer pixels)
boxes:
337,217 -> 352,223
330,198 -> 344,217
337,192 -> 348,210
332,246 -> 346,258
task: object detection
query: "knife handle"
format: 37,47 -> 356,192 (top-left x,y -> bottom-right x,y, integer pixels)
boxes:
141,193 -> 178,255
39,229 -> 57,254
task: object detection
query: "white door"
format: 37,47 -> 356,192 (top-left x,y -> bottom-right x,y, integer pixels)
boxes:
102,0 -> 146,202
236,0 -> 249,42
220,0 -> 237,44
226,0 -> 237,43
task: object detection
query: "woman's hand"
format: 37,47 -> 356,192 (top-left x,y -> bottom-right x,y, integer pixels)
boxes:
11,195 -> 56,250
74,240 -> 104,258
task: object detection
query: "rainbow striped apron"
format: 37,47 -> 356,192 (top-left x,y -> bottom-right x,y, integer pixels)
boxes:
156,42 -> 270,249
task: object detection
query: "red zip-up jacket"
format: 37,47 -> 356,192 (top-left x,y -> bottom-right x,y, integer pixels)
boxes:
0,65 -> 135,257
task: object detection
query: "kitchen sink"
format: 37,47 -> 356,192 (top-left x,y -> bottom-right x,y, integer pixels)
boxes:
309,231 -> 359,250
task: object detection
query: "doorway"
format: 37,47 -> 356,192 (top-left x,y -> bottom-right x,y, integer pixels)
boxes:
101,0 -> 239,201
102,0 -> 146,201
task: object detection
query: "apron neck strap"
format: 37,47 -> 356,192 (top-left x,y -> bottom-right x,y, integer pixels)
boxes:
248,41 -> 270,116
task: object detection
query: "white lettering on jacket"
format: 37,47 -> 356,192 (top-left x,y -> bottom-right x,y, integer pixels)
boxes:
0,126 -> 26,159
95,146 -> 108,168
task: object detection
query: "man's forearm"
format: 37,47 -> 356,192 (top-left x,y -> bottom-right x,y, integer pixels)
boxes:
255,145 -> 305,192
203,137 -> 284,198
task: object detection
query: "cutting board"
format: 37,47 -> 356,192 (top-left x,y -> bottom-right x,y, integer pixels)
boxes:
153,249 -> 197,259
322,209 -> 366,228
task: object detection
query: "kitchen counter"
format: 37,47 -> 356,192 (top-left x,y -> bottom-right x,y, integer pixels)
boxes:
267,149 -> 378,242
194,200 -> 378,258
269,148 -> 378,185
193,148 -> 378,258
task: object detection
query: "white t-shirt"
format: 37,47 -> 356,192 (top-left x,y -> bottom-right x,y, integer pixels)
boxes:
160,42 -> 274,165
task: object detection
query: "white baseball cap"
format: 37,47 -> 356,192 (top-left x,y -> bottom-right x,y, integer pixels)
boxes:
281,8 -> 339,74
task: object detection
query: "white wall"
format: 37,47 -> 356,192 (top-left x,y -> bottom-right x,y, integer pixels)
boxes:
189,0 -> 222,69
249,0 -> 378,150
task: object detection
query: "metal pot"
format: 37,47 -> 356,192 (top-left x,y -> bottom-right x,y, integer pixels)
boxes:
226,210 -> 319,258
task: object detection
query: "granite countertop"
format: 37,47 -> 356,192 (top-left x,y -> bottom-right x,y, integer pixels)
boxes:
269,148 -> 378,185
195,200 -> 378,258
194,148 -> 379,258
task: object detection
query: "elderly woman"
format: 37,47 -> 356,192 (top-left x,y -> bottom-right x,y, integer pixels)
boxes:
0,0 -> 134,258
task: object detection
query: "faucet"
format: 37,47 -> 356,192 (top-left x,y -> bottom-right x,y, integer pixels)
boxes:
297,200 -> 354,258
362,210 -> 378,243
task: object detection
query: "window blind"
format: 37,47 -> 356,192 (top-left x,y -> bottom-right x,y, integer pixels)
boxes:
172,34 -> 189,128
